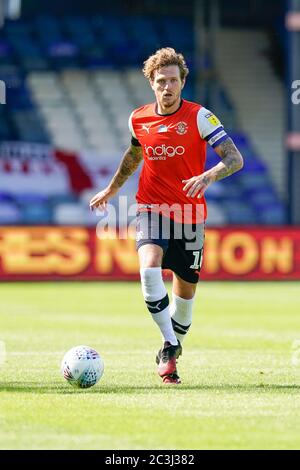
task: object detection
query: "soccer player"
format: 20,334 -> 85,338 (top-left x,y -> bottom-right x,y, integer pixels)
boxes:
90,48 -> 243,384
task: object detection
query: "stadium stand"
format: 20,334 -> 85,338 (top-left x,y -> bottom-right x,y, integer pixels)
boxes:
215,29 -> 285,198
0,14 -> 286,226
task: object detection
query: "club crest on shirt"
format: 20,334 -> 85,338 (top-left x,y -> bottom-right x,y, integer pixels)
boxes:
175,121 -> 188,135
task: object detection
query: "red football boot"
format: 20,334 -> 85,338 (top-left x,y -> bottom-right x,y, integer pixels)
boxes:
157,341 -> 182,377
162,371 -> 181,385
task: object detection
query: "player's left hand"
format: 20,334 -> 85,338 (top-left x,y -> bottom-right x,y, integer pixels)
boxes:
182,173 -> 212,198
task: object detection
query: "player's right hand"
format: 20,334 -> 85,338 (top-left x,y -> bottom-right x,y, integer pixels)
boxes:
89,187 -> 117,211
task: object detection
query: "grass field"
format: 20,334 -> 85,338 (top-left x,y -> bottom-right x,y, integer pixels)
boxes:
1,281 -> 300,450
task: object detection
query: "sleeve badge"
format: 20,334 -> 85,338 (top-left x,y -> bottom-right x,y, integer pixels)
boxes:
205,112 -> 221,126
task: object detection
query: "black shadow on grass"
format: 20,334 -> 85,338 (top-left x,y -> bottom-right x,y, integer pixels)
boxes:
1,382 -> 300,394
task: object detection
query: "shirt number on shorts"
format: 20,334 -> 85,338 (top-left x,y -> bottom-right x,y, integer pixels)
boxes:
189,250 -> 203,270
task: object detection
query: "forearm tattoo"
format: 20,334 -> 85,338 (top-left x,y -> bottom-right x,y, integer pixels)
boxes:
111,145 -> 143,189
211,137 -> 244,182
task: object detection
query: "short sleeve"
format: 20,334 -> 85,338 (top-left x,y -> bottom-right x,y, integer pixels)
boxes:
128,111 -> 137,139
197,107 -> 228,148
128,111 -> 141,146
131,136 -> 141,146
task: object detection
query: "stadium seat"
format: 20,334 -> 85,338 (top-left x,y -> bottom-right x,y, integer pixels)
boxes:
206,202 -> 229,226
205,181 -> 228,201
0,202 -> 22,224
53,202 -> 89,225
223,200 -> 258,224
256,204 -> 286,225
20,202 -> 53,224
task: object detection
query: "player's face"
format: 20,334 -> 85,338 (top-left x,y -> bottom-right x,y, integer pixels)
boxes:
151,65 -> 185,111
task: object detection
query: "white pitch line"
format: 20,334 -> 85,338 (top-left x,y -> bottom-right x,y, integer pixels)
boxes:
6,349 -> 280,358
8,352 -> 63,356
7,352 -> 161,357
6,351 -> 203,356
7,351 -> 154,356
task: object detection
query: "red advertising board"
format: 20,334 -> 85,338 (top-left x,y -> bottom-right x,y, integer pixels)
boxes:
0,226 -> 300,281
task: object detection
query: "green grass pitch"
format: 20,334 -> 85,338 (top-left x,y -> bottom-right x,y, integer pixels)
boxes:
1,281 -> 300,450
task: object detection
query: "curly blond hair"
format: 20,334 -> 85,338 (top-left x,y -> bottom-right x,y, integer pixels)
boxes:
143,47 -> 189,82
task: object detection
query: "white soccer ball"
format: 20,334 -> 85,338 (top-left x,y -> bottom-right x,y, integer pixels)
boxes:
61,345 -> 104,388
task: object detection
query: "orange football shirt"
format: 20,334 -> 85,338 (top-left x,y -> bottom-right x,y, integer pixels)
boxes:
129,99 -> 228,223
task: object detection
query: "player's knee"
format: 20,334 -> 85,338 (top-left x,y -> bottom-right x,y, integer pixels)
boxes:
173,279 -> 197,300
138,244 -> 163,268
181,286 -> 196,300
142,258 -> 161,268
140,267 -> 166,303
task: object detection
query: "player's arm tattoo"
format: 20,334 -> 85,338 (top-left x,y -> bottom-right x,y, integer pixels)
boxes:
182,137 -> 243,198
110,144 -> 143,189
210,137 -> 244,182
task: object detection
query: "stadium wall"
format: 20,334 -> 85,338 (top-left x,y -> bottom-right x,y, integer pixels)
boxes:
0,226 -> 299,281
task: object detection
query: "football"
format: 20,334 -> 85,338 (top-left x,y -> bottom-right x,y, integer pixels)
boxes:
61,345 -> 104,388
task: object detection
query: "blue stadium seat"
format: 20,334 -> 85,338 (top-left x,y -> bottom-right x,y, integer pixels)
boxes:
14,194 -> 49,205
248,188 -> 280,209
159,17 -> 193,52
0,202 -> 22,224
0,192 -> 15,203
12,109 -> 50,143
0,118 -> 13,139
35,15 -> 63,48
0,38 -> 12,59
256,204 -> 286,225
49,194 -> 79,208
223,200 -> 259,224
238,172 -> 270,191
20,202 -> 53,224
125,16 -> 160,49
205,181 -> 228,201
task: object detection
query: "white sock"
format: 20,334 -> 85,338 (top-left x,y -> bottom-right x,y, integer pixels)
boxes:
140,267 -> 178,345
170,293 -> 194,343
